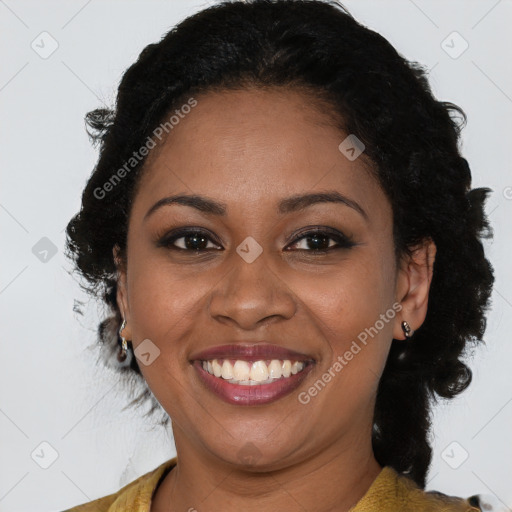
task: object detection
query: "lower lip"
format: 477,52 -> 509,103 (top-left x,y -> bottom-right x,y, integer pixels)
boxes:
192,360 -> 315,406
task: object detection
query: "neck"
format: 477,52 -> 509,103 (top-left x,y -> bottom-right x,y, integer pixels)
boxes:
151,427 -> 382,512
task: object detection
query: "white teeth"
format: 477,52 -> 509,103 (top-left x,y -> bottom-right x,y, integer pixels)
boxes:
268,360 -> 282,379
233,360 -> 250,381
282,360 -> 292,378
212,359 -> 222,377
291,361 -> 301,375
250,360 -> 269,382
221,360 -> 233,380
201,358 -> 307,384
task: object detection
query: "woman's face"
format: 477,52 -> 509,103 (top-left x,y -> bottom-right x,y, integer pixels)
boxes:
117,87 -> 411,470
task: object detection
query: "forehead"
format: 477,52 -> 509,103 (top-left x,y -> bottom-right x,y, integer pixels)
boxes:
133,87 -> 388,222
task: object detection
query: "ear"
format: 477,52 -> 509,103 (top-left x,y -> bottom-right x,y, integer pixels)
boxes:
393,238 -> 437,340
113,244 -> 132,340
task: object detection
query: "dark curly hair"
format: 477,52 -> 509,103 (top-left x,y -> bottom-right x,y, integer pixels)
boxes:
65,0 -> 494,488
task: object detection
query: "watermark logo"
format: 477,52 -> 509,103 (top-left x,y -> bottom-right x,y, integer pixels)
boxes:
31,441 -> 59,469
236,236 -> 263,263
237,442 -> 262,465
441,31 -> 469,60
298,302 -> 402,404
134,338 -> 161,366
441,441 -> 469,469
32,237 -> 58,263
338,134 -> 365,161
31,31 -> 59,59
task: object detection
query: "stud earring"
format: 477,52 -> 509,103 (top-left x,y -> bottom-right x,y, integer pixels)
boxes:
118,318 -> 129,362
401,320 -> 413,339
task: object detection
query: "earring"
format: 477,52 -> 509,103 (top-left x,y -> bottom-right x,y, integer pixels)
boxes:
118,318 -> 129,362
401,320 -> 413,339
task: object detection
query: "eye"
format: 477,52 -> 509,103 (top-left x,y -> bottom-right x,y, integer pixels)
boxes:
157,228 -> 222,252
156,226 -> 356,253
285,227 -> 356,253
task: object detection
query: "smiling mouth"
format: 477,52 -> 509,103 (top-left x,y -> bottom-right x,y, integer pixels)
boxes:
192,358 -> 315,406
200,358 -> 310,385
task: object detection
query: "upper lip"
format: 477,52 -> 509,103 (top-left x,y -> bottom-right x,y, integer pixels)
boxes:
190,342 -> 315,363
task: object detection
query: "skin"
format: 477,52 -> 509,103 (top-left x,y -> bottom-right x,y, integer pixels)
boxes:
115,87 -> 436,512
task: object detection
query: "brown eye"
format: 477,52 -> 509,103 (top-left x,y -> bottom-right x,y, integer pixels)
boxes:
157,229 -> 222,251
286,228 -> 356,253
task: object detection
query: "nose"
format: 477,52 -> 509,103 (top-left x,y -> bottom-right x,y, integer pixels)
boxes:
208,249 -> 297,330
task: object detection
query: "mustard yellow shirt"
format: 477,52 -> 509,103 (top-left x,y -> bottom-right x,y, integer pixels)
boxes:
63,457 -> 480,511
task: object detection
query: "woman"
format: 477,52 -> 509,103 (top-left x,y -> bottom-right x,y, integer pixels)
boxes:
63,0 -> 495,510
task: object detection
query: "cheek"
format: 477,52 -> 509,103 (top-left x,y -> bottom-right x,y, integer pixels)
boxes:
303,256 -> 394,335
125,259 -> 202,413
126,257 -> 205,360
298,249 -> 396,384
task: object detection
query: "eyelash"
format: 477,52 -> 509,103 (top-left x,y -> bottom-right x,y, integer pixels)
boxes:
156,226 -> 356,254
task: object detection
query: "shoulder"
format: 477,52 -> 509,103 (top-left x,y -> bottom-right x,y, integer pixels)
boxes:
393,468 -> 481,512
352,466 -> 482,512
466,494 -> 509,512
61,457 -> 177,512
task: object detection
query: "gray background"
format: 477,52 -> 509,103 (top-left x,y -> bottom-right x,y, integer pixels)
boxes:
1,1 -> 511,511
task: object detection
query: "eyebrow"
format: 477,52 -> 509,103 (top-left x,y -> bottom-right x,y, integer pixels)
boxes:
144,190 -> 368,221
